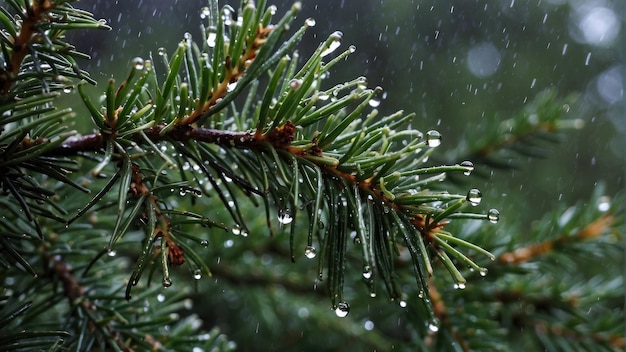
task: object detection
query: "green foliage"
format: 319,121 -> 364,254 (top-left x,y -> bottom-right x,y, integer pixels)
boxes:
0,0 -> 622,351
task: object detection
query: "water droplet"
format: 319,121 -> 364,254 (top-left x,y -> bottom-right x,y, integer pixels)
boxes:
335,301 -> 350,317
425,130 -> 442,147
224,239 -> 234,248
278,209 -> 293,225
321,31 -> 343,57
348,45 -> 356,53
417,290 -> 424,299
364,320 -> 374,331
597,196 -> 611,212
268,5 -> 277,15
460,160 -> 474,176
466,188 -> 482,206
157,47 -> 166,56
162,278 -> 172,288
157,293 -> 165,302
227,81 -> 237,92
362,265 -> 372,280
368,99 -> 380,107
63,86 -> 73,93
304,245 -> 317,259
184,32 -> 192,41
289,79 -> 302,90
399,300 -> 407,308
454,282 -> 466,290
231,225 -> 241,235
200,239 -> 209,247
305,18 -> 316,27
206,32 -> 217,47
193,269 -> 202,280
107,249 -> 117,257
427,318 -> 440,332
132,57 -> 145,70
488,208 -> 500,223
479,268 -> 488,277
200,7 -> 210,19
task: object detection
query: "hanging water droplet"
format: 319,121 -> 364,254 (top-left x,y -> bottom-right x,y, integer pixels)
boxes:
304,245 -> 317,259
425,130 -> 442,147
479,268 -> 488,277
107,249 -> 117,257
193,269 -> 202,280
200,239 -> 209,247
348,45 -> 356,53
132,57 -> 145,70
277,209 -> 293,225
184,32 -> 192,41
460,160 -> 474,176
454,282 -> 466,290
240,229 -> 249,237
321,31 -> 343,57
157,293 -> 165,302
200,6 -> 210,19
157,47 -> 166,56
399,300 -> 407,308
289,79 -> 302,90
466,188 -> 482,206
162,277 -> 172,288
488,208 -> 500,223
368,99 -> 380,107
335,301 -> 350,317
305,18 -> 316,27
597,196 -> 611,212
231,225 -> 241,235
427,318 -> 440,332
362,265 -> 372,280
206,32 -> 217,47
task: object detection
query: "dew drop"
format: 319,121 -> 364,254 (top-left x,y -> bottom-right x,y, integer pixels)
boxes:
364,320 -> 374,331
362,265 -> 372,280
107,249 -> 117,257
193,269 -> 202,280
304,245 -> 317,259
399,300 -> 407,308
227,81 -> 237,92
231,225 -> 241,235
466,188 -> 482,206
479,268 -> 488,277
305,18 -> 316,27
488,208 -> 500,223
157,47 -> 166,56
206,32 -> 217,47
132,57 -> 145,70
162,277 -> 172,288
335,301 -> 350,317
184,32 -> 192,41
278,209 -> 293,225
289,79 -> 302,90
454,282 -> 466,290
157,293 -> 165,302
427,318 -> 440,332
368,99 -> 380,107
200,6 -> 210,19
63,86 -> 73,94
597,196 -> 611,212
425,130 -> 442,147
321,31 -> 343,57
348,45 -> 356,53
460,160 -> 474,176
200,239 -> 209,247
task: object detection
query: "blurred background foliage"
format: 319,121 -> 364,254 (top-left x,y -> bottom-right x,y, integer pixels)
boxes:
47,0 -> 624,350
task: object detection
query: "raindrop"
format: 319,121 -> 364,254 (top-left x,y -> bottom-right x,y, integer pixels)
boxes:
304,245 -> 317,259
597,196 -> 611,212
278,209 -> 293,225
206,32 -> 217,47
399,300 -> 407,308
362,265 -> 372,280
466,189 -> 482,206
184,32 -> 192,41
460,160 -> 474,176
488,208 -> 500,223
305,18 -> 316,27
321,31 -> 343,57
427,318 -> 440,332
368,99 -> 380,107
348,45 -> 356,53
162,277 -> 172,288
107,249 -> 117,257
157,47 -> 166,56
231,225 -> 241,235
193,269 -> 202,280
289,79 -> 302,90
132,57 -> 145,70
335,301 -> 350,317
63,86 -> 73,94
479,268 -> 488,277
454,282 -> 466,290
200,6 -> 210,19
224,239 -> 234,248
200,239 -> 209,247
364,320 -> 374,331
157,293 -> 165,302
227,82 -> 237,92
425,130 -> 442,147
